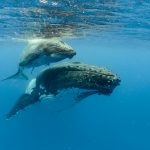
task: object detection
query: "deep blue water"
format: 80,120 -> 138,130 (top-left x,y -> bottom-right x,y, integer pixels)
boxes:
0,0 -> 150,150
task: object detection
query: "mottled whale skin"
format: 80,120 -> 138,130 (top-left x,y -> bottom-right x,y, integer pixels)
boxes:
20,38 -> 76,68
6,62 -> 121,119
36,62 -> 120,95
2,38 -> 76,81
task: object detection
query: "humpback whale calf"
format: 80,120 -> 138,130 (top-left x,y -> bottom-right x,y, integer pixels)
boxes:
3,38 -> 76,80
6,62 -> 121,119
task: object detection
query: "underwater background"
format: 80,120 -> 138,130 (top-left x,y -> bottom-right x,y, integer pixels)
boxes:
0,0 -> 150,150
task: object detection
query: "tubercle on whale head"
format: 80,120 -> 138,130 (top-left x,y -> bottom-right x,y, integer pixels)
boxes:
54,40 -> 76,59
53,48 -> 76,59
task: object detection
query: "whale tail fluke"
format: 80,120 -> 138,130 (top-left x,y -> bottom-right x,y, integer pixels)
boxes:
6,92 -> 40,119
1,68 -> 28,81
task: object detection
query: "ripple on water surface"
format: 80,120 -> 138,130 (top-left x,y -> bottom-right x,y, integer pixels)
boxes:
0,0 -> 150,40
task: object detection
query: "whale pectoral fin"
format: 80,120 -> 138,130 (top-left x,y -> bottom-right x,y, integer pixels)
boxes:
46,62 -> 51,66
75,90 -> 99,102
31,67 -> 34,74
2,68 -> 28,81
6,93 -> 39,119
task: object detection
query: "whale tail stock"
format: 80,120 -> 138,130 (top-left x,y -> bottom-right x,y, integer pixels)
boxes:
2,68 -> 28,81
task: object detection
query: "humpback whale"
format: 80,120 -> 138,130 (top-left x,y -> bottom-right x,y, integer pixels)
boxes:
6,62 -> 121,119
2,38 -> 76,81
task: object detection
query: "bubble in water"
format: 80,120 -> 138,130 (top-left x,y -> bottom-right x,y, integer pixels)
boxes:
51,1 -> 58,6
39,0 -> 48,4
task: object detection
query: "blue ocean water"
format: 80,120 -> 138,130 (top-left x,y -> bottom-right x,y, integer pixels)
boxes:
0,0 -> 150,150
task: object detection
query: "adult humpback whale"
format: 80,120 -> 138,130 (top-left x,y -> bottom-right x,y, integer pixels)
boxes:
6,62 -> 121,119
3,38 -> 76,80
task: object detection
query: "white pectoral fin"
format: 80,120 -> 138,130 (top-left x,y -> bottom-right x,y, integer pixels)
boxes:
51,53 -> 63,59
25,78 -> 36,94
51,53 -> 57,58
40,94 -> 55,101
